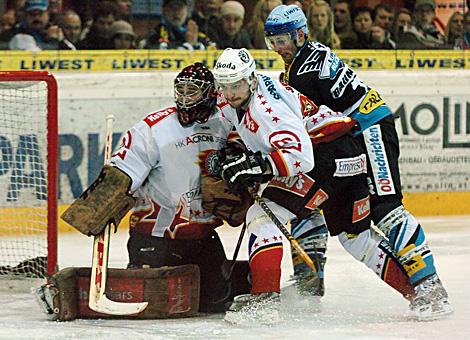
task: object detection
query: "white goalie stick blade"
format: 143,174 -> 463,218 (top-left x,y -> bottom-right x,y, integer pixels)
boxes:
89,294 -> 149,315
87,115 -> 149,316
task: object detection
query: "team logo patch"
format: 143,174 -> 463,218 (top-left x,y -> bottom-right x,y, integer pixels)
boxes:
198,149 -> 221,176
267,173 -> 315,196
269,130 -> 302,152
334,154 -> 367,177
299,93 -> 318,117
359,89 -> 385,114
352,196 -> 370,223
238,50 -> 250,63
305,189 -> 329,209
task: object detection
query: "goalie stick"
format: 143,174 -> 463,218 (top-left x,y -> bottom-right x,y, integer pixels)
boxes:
88,115 -> 148,315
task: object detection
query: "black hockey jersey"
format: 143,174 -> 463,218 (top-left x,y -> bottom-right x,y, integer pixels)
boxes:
283,41 -> 392,133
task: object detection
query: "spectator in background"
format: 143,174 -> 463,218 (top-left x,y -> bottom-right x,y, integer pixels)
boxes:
110,0 -> 133,20
77,1 -> 116,49
393,7 -> 413,38
192,0 -> 223,36
246,0 -> 282,49
413,0 -> 445,47
110,19 -> 136,49
0,10 -> 16,33
307,0 -> 340,49
142,0 -> 210,50
347,6 -> 395,49
210,0 -> 253,49
7,0 -> 71,50
59,10 -> 82,47
333,0 -> 356,48
464,11 -> 470,49
285,0 -> 304,11
373,3 -> 396,47
445,11 -> 464,49
373,4 -> 395,33
48,0 -> 62,24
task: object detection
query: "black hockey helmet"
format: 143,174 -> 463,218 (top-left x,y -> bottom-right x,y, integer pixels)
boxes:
174,62 -> 217,126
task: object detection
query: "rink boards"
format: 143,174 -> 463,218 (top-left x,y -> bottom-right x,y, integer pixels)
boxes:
0,70 -> 468,233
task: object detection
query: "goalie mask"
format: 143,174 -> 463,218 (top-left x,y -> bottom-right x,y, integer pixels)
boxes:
174,62 -> 217,126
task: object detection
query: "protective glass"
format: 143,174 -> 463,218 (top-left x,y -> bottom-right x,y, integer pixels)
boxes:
265,33 -> 292,50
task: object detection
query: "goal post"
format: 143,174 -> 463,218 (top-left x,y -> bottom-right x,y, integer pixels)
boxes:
0,71 -> 58,279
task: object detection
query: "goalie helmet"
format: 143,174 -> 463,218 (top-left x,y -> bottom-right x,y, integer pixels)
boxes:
213,48 -> 256,85
264,5 -> 308,43
174,62 -> 217,126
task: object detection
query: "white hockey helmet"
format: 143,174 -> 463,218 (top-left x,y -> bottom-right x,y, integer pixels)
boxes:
213,48 -> 256,85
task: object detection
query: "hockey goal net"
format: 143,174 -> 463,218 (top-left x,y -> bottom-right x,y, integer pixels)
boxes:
0,71 -> 58,280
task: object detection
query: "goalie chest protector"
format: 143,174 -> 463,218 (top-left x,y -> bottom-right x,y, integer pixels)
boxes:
45,265 -> 200,321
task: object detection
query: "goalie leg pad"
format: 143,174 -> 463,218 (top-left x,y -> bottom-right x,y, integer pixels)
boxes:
35,265 -> 200,321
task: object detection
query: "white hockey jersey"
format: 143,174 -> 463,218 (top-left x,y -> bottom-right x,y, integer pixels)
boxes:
110,106 -> 234,239
217,73 -> 315,177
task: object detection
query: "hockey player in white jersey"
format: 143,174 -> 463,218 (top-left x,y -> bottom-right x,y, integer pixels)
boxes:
213,48 -> 380,323
107,63 -> 251,313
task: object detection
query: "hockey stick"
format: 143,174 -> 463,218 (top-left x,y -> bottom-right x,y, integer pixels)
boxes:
250,190 -> 318,275
226,221 -> 247,279
89,115 -> 148,315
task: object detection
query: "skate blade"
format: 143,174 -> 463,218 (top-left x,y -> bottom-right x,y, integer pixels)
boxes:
413,304 -> 454,321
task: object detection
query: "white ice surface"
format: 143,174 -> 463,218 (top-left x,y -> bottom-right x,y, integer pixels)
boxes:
1,216 -> 469,340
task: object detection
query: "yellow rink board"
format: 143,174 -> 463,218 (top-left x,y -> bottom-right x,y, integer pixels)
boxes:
52,192 -> 469,233
1,192 -> 469,235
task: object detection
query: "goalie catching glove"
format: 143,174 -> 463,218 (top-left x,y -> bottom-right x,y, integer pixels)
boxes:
220,151 -> 272,192
201,176 -> 252,227
61,165 -> 135,236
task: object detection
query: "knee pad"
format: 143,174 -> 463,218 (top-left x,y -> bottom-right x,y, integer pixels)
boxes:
339,229 -> 382,268
376,205 -> 407,238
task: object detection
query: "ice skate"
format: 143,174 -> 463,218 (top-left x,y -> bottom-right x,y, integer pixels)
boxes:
224,292 -> 281,325
410,274 -> 453,321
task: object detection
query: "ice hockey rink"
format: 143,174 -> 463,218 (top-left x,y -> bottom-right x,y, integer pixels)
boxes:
1,215 -> 469,340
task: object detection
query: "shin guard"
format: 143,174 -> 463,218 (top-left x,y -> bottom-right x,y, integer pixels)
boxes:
377,207 -> 436,284
339,229 -> 414,299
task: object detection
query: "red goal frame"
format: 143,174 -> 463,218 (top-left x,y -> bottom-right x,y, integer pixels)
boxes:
0,71 -> 58,275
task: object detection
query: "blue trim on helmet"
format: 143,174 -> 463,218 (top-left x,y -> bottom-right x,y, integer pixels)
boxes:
264,4 -> 308,36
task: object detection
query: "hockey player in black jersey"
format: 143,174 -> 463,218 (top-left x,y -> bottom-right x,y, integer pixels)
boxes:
264,4 -> 452,321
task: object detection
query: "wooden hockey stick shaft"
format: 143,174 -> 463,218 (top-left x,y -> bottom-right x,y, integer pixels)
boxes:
89,115 -> 148,315
250,191 -> 318,274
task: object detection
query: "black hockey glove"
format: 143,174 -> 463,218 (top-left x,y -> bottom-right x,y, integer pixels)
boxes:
220,151 -> 271,191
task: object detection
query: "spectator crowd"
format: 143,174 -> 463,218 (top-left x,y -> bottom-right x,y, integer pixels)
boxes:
1,0 -> 469,51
